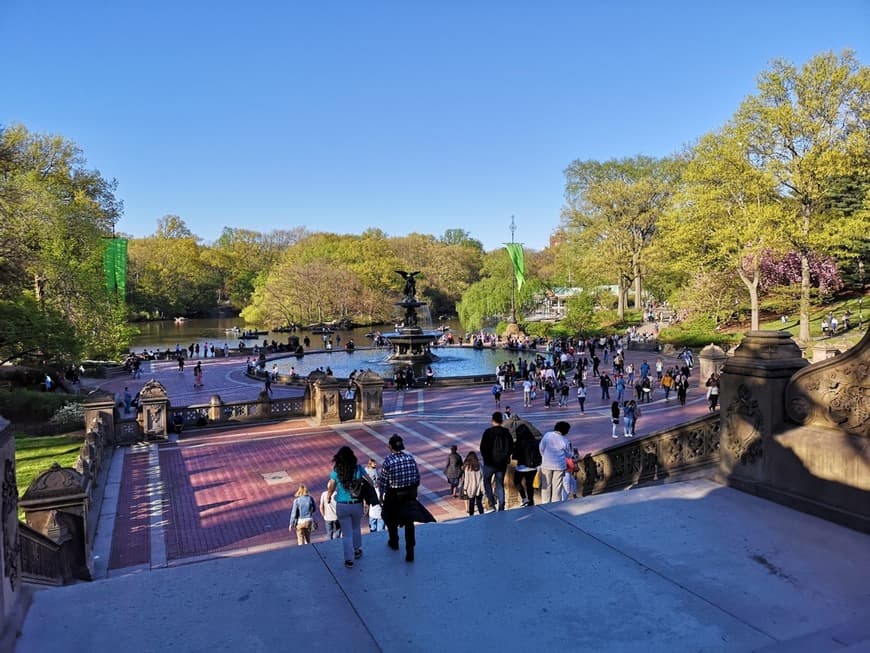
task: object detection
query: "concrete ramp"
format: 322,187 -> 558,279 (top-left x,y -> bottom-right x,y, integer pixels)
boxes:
15,480 -> 870,653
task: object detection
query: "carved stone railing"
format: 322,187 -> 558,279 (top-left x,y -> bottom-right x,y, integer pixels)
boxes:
502,414 -> 720,507
576,414 -> 720,496
18,524 -> 61,586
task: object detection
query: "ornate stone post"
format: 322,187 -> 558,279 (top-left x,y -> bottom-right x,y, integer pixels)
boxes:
83,390 -> 117,445
354,371 -> 384,422
698,343 -> 728,383
313,376 -> 342,425
208,394 -> 224,422
718,330 -> 808,490
137,380 -> 170,441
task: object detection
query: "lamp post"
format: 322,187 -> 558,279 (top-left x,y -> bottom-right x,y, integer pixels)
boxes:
859,260 -> 865,330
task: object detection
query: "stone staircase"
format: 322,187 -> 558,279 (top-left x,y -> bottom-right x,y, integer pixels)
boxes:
14,479 -> 870,653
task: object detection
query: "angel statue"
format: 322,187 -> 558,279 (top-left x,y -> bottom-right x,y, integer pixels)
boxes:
395,270 -> 421,301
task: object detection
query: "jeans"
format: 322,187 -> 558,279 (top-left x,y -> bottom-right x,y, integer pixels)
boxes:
513,469 -> 537,505
326,519 -> 342,540
482,464 -> 506,510
369,517 -> 384,532
467,494 -> 484,515
336,502 -> 363,562
540,468 -> 565,503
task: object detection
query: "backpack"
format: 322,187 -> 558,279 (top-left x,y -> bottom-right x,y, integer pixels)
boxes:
491,430 -> 513,467
526,440 -> 542,468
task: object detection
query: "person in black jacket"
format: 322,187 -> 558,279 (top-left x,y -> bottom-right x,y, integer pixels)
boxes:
512,424 -> 541,507
479,411 -> 513,512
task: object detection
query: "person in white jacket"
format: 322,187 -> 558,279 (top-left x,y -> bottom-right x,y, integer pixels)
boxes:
538,421 -> 572,503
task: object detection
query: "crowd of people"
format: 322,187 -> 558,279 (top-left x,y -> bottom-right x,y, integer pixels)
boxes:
289,435 -> 433,567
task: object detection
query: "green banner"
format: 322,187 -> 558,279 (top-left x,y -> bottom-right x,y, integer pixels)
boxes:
504,243 -> 525,291
103,238 -> 128,296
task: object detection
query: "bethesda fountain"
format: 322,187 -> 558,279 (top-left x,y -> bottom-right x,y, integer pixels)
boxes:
383,270 -> 440,362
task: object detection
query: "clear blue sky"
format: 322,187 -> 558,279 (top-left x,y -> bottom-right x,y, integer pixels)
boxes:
2,1 -> 867,252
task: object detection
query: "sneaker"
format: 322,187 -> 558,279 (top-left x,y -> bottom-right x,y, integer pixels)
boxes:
612,434 -> 619,438
354,548 -> 363,559
344,560 -> 354,568
520,500 -> 529,507
387,540 -> 399,551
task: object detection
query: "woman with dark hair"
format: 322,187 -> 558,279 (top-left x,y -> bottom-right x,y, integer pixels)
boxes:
327,446 -> 366,568
461,451 -> 485,516
512,424 -> 541,507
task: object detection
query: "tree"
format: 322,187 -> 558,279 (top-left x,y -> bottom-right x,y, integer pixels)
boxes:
561,156 -> 681,319
657,128 -> 781,330
731,50 -> 869,341
0,124 -> 131,359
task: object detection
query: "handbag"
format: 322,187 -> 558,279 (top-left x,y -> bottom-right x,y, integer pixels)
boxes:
347,473 -> 380,506
565,457 -> 576,473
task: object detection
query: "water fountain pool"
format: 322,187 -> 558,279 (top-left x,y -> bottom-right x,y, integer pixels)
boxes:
272,345 -> 516,379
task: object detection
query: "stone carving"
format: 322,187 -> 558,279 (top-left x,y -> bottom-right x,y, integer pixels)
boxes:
785,327 -> 869,437
139,379 -> 169,400
21,463 -> 86,502
724,384 -> 764,465
3,458 -> 20,589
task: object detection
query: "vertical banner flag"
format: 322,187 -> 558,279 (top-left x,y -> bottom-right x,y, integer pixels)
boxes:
505,243 -> 525,291
103,238 -> 128,296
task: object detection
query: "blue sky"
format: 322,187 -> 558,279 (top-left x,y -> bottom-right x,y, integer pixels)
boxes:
2,1 -> 867,252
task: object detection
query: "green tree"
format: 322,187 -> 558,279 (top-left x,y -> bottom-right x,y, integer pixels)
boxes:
561,156 -> 681,319
730,50 -> 869,341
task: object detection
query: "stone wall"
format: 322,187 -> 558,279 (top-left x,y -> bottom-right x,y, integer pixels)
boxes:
719,329 -> 870,533
0,417 -> 28,653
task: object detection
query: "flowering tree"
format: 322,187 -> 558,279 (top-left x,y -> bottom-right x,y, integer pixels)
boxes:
758,250 -> 844,296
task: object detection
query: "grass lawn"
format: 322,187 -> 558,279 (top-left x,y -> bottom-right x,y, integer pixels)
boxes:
14,433 -> 82,499
758,295 -> 867,351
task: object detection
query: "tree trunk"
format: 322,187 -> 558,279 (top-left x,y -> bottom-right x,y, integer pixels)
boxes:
799,252 -> 811,342
737,267 -> 761,331
632,255 -> 642,309
616,278 -> 626,320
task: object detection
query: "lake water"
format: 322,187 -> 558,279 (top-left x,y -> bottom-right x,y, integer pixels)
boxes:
129,318 -> 518,378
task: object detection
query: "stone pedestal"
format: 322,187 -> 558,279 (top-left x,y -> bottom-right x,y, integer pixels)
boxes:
19,464 -> 91,582
313,376 -> 342,425
698,343 -> 728,382
137,380 -> 170,440
208,395 -> 224,422
354,372 -> 384,422
718,330 -> 809,487
83,390 -> 117,444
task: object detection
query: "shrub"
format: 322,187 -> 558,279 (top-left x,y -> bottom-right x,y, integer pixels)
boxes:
0,390 -> 83,423
48,402 -> 86,432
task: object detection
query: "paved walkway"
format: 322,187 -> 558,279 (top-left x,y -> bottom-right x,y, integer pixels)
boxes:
87,346 -> 712,574
18,479 -> 870,653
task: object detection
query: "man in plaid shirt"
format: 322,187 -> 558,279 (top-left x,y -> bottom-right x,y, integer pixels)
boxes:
379,434 -> 421,562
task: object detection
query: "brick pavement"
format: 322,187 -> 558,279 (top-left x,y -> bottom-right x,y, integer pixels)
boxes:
99,346 -> 712,573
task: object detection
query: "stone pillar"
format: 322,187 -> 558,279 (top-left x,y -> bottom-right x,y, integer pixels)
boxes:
83,390 -> 117,445
19,464 -> 91,582
137,380 -> 170,440
313,376 -> 342,425
698,343 -> 728,382
0,416 -> 25,650
208,395 -> 224,422
354,372 -> 384,422
718,330 -> 808,489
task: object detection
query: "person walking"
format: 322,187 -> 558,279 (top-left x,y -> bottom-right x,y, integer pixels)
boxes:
706,372 -> 720,411
676,373 -> 688,407
610,401 -> 621,439
444,445 -> 464,498
479,411 -> 513,512
512,424 -> 541,507
622,400 -> 636,437
538,421 -> 572,503
491,382 -> 502,408
326,446 -> 366,568
379,434 -> 424,562
319,488 -> 342,540
289,484 -> 318,546
600,373 -> 612,400
193,361 -> 203,389
460,451 -> 485,516
576,381 -> 587,414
